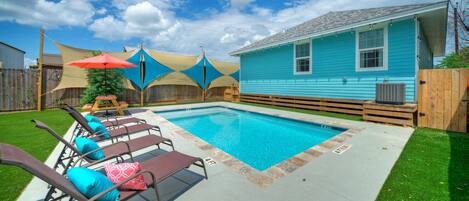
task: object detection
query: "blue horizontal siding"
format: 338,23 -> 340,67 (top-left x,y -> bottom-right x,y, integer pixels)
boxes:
239,19 -> 417,102
241,77 -> 415,102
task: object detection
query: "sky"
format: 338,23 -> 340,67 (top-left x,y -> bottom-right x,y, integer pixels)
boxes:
0,0 -> 456,67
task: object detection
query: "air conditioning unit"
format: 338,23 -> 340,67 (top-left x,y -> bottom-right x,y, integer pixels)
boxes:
375,83 -> 405,105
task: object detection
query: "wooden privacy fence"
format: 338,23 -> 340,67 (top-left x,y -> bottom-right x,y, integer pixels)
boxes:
0,69 -> 38,111
0,68 -> 227,112
418,68 -> 468,132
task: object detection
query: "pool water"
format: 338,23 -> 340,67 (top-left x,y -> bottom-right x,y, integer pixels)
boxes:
158,107 -> 345,171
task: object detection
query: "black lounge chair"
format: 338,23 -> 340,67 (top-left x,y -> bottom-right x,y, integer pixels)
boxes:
0,143 -> 207,201
62,106 -> 161,142
32,120 -> 174,173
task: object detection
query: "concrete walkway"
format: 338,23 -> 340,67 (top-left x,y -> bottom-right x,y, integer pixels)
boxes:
18,102 -> 413,201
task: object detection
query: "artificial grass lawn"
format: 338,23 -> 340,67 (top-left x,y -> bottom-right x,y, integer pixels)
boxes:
377,128 -> 469,201
0,103 -> 467,201
0,110 -> 73,201
236,102 -> 363,121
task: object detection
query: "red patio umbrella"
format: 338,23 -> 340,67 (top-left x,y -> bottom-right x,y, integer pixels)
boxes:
66,53 -> 136,95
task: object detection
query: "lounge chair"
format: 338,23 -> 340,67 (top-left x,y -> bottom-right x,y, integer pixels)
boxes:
32,120 -> 174,173
0,143 -> 207,201
62,106 -> 161,142
65,105 -> 145,128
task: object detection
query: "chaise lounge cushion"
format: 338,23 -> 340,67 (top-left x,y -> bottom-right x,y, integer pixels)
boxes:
85,114 -> 102,123
67,167 -> 120,201
104,162 -> 147,190
75,137 -> 105,160
89,122 -> 110,139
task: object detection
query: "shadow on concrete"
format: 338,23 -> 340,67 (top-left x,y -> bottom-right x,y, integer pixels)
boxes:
125,149 -> 206,201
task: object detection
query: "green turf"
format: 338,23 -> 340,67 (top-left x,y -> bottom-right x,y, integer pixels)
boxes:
0,109 -> 73,201
235,102 -> 363,121
377,128 -> 469,201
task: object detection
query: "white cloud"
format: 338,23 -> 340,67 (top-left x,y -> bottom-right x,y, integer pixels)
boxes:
96,8 -> 107,15
24,57 -> 36,68
88,0 -> 434,61
0,0 -> 95,28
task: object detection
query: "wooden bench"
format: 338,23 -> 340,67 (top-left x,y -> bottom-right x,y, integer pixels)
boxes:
363,101 -> 417,127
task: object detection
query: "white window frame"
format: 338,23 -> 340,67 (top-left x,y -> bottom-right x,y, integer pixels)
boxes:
355,25 -> 388,72
293,40 -> 312,75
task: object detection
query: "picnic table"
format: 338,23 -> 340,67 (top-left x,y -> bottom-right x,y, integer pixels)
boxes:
82,95 -> 128,116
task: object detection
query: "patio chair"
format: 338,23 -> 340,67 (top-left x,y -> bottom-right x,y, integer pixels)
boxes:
32,120 -> 174,173
65,104 -> 146,128
62,106 -> 161,143
0,143 -> 207,201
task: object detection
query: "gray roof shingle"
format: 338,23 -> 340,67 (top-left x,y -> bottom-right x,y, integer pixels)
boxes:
231,1 -> 446,55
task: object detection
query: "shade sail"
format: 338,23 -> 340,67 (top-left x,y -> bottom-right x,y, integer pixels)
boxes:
204,57 -> 223,89
206,58 -> 239,75
54,43 -> 239,91
148,71 -> 199,87
54,42 -> 136,91
115,50 -> 144,89
147,50 -> 198,71
182,58 -> 205,88
142,50 -> 173,87
230,70 -> 239,81
208,75 -> 238,89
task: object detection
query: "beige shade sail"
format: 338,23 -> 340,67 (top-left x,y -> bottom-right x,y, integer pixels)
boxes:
208,75 -> 238,89
53,42 -> 137,91
146,50 -> 198,71
147,71 -> 198,88
206,58 -> 239,75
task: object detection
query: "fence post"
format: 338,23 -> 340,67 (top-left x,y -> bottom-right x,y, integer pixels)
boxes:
37,28 -> 44,111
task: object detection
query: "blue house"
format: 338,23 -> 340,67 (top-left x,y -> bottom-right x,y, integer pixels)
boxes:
231,2 -> 448,103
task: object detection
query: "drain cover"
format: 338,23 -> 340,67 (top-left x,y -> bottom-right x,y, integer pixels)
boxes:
333,144 -> 352,155
204,157 -> 217,166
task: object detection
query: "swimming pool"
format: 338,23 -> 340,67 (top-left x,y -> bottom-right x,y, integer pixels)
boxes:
158,107 -> 346,171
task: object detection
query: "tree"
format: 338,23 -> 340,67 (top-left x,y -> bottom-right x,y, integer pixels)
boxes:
80,51 -> 124,104
437,50 -> 469,68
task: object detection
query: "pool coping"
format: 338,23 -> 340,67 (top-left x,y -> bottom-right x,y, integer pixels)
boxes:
152,102 -> 363,187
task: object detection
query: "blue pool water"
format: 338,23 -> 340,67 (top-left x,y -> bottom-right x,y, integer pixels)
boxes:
158,107 -> 345,171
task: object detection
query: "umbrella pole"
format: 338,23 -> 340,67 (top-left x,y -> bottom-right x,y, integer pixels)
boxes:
104,68 -> 107,95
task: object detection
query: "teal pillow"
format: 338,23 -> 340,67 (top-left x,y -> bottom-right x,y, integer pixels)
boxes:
67,167 -> 119,201
88,122 -> 110,139
75,137 -> 105,160
85,114 -> 101,123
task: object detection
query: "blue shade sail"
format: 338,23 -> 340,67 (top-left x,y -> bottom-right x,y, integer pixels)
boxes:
182,59 -> 204,88
142,50 -> 173,87
230,70 -> 239,81
204,57 -> 223,88
115,50 -> 144,89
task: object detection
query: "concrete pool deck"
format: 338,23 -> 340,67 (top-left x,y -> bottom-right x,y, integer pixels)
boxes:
18,102 -> 414,201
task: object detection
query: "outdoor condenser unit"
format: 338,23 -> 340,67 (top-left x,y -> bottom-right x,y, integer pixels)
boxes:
375,83 -> 406,105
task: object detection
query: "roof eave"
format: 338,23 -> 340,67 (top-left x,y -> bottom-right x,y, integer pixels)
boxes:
230,1 -> 448,56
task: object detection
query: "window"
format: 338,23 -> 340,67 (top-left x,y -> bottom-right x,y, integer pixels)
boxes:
294,41 -> 311,74
356,28 -> 387,71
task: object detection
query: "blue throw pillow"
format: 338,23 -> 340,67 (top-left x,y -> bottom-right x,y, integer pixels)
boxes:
85,114 -> 101,123
75,137 -> 105,160
88,122 -> 110,139
67,167 -> 119,201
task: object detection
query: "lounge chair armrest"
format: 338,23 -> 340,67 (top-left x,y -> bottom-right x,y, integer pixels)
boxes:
88,170 -> 156,201
78,154 -> 125,168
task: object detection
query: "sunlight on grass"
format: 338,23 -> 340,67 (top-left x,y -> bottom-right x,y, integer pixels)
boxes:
0,110 -> 73,201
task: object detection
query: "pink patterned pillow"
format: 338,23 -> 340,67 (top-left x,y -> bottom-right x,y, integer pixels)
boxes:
104,162 -> 147,190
